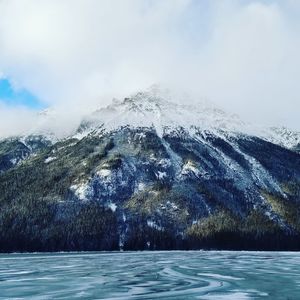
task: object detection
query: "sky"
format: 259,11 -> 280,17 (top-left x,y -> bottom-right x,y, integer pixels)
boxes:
0,0 -> 300,137
0,78 -> 43,109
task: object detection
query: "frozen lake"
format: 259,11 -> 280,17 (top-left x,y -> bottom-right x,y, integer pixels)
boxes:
0,251 -> 300,299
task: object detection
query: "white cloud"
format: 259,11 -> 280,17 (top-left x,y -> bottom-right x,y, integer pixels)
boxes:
0,103 -> 37,137
191,1 -> 300,128
0,0 -> 299,136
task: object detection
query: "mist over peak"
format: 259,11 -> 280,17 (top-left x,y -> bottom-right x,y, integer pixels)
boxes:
1,83 -> 299,151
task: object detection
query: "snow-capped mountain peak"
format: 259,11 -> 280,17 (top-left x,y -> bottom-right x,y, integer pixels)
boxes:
11,85 -> 298,151
77,85 -> 246,138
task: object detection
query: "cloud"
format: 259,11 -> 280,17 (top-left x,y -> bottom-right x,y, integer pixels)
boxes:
0,0 -> 299,137
0,103 -> 37,137
0,0 -> 191,106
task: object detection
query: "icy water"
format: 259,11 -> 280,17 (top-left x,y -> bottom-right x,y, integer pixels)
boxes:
0,251 -> 300,299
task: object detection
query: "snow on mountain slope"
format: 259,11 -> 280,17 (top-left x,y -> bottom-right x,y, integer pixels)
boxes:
259,126 -> 300,150
3,84 -> 298,151
76,85 -> 246,138
75,85 -> 300,150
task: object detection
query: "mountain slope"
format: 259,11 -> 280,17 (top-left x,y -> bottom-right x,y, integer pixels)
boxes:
0,86 -> 300,251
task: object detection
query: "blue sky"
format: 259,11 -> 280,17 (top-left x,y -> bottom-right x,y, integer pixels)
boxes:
0,78 -> 43,109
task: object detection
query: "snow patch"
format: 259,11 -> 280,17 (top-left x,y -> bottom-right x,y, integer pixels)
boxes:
108,202 -> 117,212
10,158 -> 17,165
122,213 -> 127,222
166,200 -> 179,211
156,171 -> 167,180
70,182 -> 93,200
147,220 -> 164,231
158,201 -> 179,212
158,158 -> 171,168
44,156 -> 56,164
135,182 -> 146,192
97,169 -> 112,177
135,132 -> 146,141
181,160 -> 204,178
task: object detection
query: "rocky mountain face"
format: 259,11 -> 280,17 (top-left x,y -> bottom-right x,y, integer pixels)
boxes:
1,86 -> 300,252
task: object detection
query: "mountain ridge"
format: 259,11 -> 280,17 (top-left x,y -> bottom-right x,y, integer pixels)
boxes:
3,85 -> 299,150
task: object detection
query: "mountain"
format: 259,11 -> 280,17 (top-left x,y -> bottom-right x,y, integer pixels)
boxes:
0,85 -> 300,252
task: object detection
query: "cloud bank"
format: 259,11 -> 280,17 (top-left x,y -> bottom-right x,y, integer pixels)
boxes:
0,0 -> 300,137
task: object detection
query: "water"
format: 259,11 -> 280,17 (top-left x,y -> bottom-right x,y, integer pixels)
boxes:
0,251 -> 300,299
